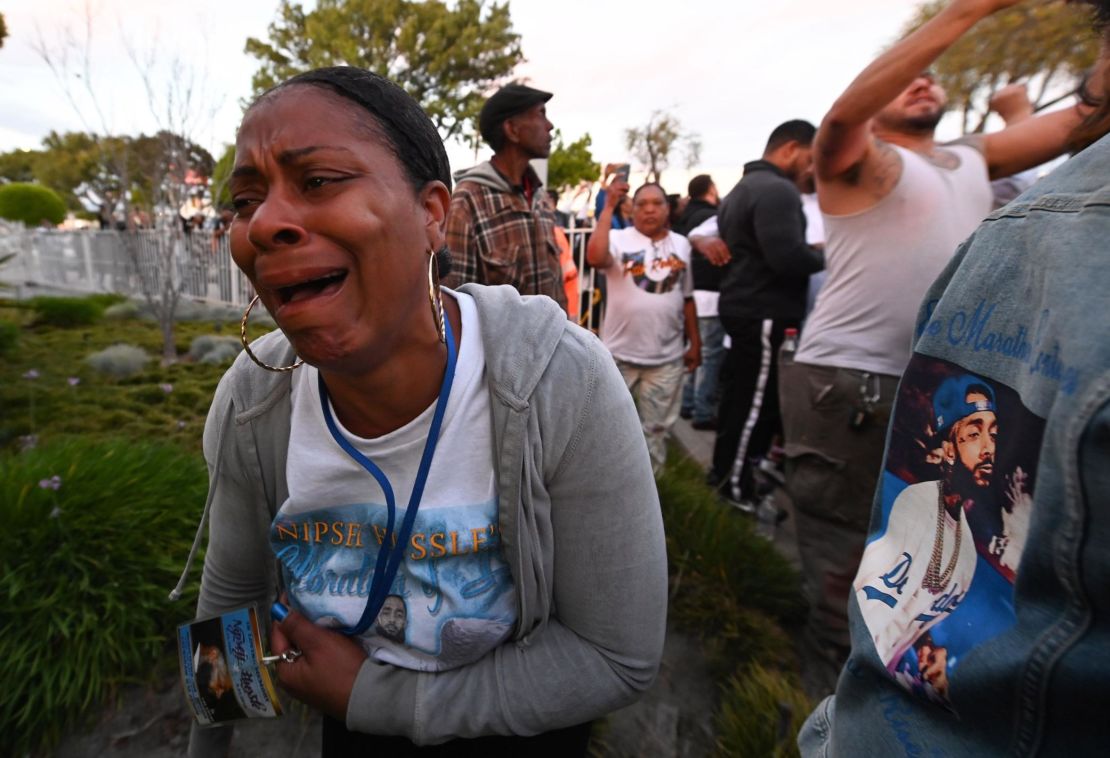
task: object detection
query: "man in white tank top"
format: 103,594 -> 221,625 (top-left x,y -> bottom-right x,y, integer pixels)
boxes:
779,0 -> 1094,694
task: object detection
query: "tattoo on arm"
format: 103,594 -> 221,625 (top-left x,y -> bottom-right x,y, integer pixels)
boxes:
867,142 -> 902,201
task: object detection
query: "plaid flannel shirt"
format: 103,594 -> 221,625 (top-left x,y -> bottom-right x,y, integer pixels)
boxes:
444,163 -> 567,310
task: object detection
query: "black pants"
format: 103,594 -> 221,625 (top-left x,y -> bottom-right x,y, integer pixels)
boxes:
710,316 -> 799,501
322,716 -> 593,757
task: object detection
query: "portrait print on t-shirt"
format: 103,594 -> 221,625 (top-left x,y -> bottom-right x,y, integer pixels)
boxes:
271,499 -> 515,672
619,238 -> 687,294
853,354 -> 1044,709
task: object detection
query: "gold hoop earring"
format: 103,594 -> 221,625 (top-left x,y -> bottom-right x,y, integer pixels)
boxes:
428,250 -> 446,344
240,295 -> 304,372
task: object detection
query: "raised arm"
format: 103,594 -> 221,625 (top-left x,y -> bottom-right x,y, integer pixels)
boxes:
969,66 -> 1094,180
817,0 -> 1024,182
586,179 -> 628,269
977,102 -> 1091,179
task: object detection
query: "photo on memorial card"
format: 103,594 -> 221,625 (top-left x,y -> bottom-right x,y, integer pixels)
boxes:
177,607 -> 282,725
852,353 -> 1044,709
179,616 -> 247,724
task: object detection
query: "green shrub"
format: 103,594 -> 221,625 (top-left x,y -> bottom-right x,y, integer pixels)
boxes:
673,592 -> 796,677
188,334 -> 242,364
84,293 -> 127,311
134,298 -> 273,328
658,454 -> 804,625
0,317 -> 223,453
103,300 -> 140,320
208,303 -> 257,325
0,182 -> 67,226
656,450 -> 809,750
0,437 -> 206,755
129,384 -> 173,404
85,343 -> 149,378
0,319 -> 17,355
713,665 -> 814,758
29,296 -> 103,327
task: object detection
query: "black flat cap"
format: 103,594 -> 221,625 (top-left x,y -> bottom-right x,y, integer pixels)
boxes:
479,83 -> 553,147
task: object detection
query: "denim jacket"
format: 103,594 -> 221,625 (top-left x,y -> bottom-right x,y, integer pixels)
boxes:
800,133 -> 1110,756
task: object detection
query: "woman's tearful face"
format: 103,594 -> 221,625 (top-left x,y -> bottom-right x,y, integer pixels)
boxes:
229,85 -> 435,371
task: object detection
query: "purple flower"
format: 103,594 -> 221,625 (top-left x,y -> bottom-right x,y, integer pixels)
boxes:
18,434 -> 38,452
177,419 -> 187,430
67,377 -> 81,387
38,475 -> 62,491
160,383 -> 174,394
22,369 -> 40,380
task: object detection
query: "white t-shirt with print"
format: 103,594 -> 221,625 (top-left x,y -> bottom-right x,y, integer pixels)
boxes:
273,291 -> 516,672
600,227 -> 693,365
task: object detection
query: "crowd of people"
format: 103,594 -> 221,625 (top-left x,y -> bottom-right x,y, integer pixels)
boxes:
182,0 -> 1109,754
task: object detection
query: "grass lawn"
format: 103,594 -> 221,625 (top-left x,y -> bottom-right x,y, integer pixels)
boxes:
0,300 -> 253,452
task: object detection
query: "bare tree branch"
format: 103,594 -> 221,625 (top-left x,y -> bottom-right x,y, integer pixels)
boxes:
33,2 -> 225,363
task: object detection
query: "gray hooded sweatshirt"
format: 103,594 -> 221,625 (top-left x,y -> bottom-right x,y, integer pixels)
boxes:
175,284 -> 667,753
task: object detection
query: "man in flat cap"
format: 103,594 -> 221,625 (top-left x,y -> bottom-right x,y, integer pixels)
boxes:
444,83 -> 568,310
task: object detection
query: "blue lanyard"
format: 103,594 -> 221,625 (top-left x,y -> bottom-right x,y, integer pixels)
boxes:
318,315 -> 457,637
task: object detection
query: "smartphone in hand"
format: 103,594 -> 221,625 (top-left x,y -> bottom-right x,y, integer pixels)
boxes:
615,164 -> 631,183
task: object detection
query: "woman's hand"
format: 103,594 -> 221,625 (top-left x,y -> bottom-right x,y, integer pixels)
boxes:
605,180 -> 629,210
270,610 -> 368,721
684,341 -> 702,373
689,235 -> 731,266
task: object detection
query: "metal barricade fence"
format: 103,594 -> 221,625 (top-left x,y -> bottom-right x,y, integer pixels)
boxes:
1,225 -> 598,329
0,226 -> 253,307
566,223 -> 603,334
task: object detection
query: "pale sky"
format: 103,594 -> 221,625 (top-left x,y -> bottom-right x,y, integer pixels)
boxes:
0,0 -> 966,195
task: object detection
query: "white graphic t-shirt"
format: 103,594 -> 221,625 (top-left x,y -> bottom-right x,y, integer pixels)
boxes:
600,228 -> 693,365
272,292 -> 516,672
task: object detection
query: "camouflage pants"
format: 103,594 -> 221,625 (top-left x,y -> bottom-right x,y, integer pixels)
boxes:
616,358 -> 686,476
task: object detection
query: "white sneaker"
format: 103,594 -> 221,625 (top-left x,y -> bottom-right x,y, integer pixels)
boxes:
722,495 -> 757,515
757,457 -> 785,485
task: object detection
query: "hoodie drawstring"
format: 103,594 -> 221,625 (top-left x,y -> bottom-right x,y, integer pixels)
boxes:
168,402 -> 233,601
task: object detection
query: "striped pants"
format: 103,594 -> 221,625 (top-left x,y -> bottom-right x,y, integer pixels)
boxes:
710,316 -> 799,501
